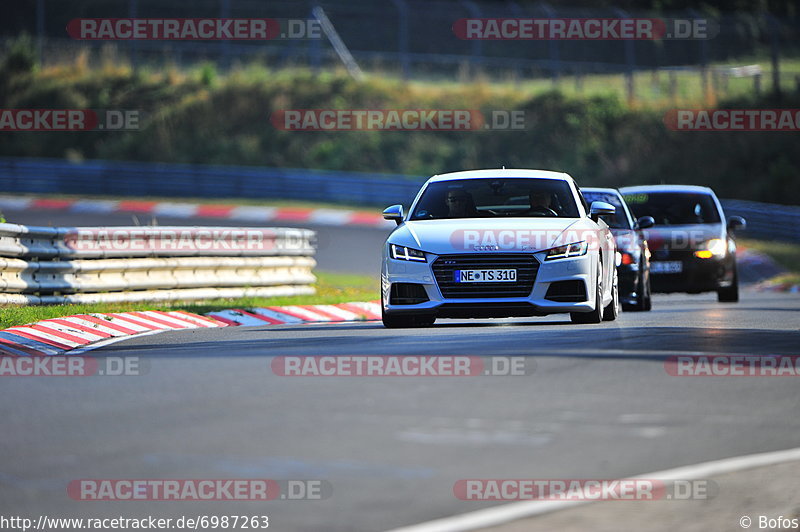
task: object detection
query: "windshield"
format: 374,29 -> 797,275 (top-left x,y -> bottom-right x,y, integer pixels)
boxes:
622,192 -> 722,225
410,178 -> 580,220
583,190 -> 632,229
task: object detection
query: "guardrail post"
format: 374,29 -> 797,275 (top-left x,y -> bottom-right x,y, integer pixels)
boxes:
392,0 -> 410,80
460,0 -> 483,80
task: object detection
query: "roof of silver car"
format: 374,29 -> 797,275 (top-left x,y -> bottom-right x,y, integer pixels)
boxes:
428,169 -> 573,183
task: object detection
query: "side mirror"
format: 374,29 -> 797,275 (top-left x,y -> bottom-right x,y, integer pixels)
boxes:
383,204 -> 404,225
589,201 -> 615,222
727,215 -> 746,233
635,216 -> 655,230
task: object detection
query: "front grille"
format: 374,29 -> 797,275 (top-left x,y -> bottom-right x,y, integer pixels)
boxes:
545,280 -> 587,302
432,254 -> 539,299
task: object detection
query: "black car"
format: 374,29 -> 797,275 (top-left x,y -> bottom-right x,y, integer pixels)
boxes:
620,185 -> 745,302
583,187 -> 654,311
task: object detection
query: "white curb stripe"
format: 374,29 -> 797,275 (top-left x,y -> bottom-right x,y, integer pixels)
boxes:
37,320 -> 107,341
56,316 -> 130,337
313,304 -> 363,321
277,305 -> 333,322
93,314 -> 153,333
136,311 -> 200,329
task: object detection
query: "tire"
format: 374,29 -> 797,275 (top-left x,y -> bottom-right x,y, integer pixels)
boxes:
602,268 -> 619,321
625,265 -> 652,312
717,264 -> 739,303
571,263 -> 603,324
382,307 -> 436,328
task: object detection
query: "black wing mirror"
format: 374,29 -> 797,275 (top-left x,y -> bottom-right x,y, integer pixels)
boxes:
635,216 -> 655,230
589,201 -> 615,222
382,204 -> 404,225
727,215 -> 746,233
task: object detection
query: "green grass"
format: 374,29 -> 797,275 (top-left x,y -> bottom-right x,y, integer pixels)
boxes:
0,271 -> 380,329
739,238 -> 800,274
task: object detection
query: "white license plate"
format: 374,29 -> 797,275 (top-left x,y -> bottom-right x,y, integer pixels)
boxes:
454,269 -> 517,283
650,261 -> 683,274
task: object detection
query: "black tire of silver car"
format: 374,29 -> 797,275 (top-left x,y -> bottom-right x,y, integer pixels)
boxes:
571,262 -> 604,324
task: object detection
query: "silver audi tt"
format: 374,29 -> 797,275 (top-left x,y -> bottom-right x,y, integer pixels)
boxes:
380,169 -> 620,327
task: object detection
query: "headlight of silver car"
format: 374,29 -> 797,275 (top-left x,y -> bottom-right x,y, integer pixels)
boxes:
545,241 -> 588,261
389,244 -> 427,262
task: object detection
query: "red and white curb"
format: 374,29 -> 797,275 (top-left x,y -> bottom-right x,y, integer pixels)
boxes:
206,301 -> 380,326
0,302 -> 381,356
0,195 -> 393,228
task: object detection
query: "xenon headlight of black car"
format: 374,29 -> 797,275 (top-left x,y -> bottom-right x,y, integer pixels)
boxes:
545,241 -> 588,261
390,244 -> 427,262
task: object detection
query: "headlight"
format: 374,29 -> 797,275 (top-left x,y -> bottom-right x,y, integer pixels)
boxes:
390,244 -> 426,262
694,238 -> 726,259
545,241 -> 588,261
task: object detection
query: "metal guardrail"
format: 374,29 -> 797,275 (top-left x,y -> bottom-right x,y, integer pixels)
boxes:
0,157 -> 796,242
0,157 -> 423,208
720,199 -> 799,243
0,224 -> 317,305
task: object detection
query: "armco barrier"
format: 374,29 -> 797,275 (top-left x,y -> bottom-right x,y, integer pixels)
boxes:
0,157 -> 796,242
0,224 -> 316,305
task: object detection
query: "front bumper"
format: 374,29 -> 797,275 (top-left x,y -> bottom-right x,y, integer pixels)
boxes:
649,252 -> 735,293
381,251 -> 597,318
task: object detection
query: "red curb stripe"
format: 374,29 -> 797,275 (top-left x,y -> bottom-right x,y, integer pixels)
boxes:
195,204 -> 236,218
32,199 -> 74,210
349,212 -> 385,225
45,318 -> 114,338
117,200 -> 158,213
130,311 -> 189,329
107,313 -> 164,331
273,208 -> 313,221
148,310 -> 208,327
78,314 -> 140,335
29,324 -> 91,345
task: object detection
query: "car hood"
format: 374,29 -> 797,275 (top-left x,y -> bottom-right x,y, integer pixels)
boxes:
641,224 -> 725,250
388,218 -> 590,254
